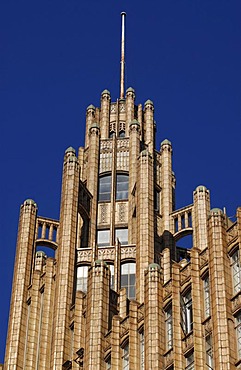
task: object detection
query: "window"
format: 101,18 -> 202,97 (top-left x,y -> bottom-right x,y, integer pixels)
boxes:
165,306 -> 173,350
115,228 -> 128,245
108,264 -> 114,289
154,189 -> 160,212
76,266 -> 89,293
185,352 -> 194,370
140,332 -> 144,370
121,262 -> 136,299
181,291 -> 193,334
205,335 -> 213,369
235,311 -> 241,358
231,250 -> 241,294
99,175 -> 112,201
203,275 -> 211,318
97,230 -> 110,247
122,343 -> 129,370
116,174 -> 128,200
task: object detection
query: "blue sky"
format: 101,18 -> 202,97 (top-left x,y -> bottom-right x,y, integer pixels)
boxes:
1,0 -> 241,362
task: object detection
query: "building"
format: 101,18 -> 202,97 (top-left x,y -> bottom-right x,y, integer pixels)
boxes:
4,13 -> 241,370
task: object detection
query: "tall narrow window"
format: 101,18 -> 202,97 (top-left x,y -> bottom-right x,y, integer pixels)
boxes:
116,174 -> 128,200
76,266 -> 89,293
203,275 -> 211,318
99,175 -> 112,201
122,343 -> 129,370
205,335 -> 213,369
231,250 -> 241,294
165,306 -> 173,350
181,291 -> 193,334
140,331 -> 144,370
115,228 -> 128,245
235,311 -> 241,359
121,262 -> 136,299
108,264 -> 114,289
185,352 -> 194,370
97,230 -> 110,247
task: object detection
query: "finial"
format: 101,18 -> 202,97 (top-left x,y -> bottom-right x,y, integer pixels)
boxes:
120,12 -> 126,99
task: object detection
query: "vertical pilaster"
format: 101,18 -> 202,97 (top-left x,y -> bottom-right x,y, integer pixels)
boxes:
100,90 -> 111,139
38,258 -> 55,370
4,199 -> 37,369
144,263 -> 164,369
51,147 -> 80,368
125,87 -> 135,137
85,105 -> 96,148
72,291 -> 85,370
172,263 -> 184,369
129,301 -> 139,369
111,316 -> 121,369
87,123 -> 100,251
208,208 -> 235,369
190,248 -> 205,368
128,119 -> 140,244
160,139 -> 173,234
85,260 -> 110,369
193,185 -> 210,250
144,100 -> 154,154
25,270 -> 41,369
136,150 -> 154,302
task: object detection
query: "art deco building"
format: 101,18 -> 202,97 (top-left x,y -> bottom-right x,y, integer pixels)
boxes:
4,13 -> 241,370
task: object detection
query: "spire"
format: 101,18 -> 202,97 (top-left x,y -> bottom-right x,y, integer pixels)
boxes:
120,12 -> 126,99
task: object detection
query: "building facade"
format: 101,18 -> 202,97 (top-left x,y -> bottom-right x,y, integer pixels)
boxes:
4,19 -> 241,370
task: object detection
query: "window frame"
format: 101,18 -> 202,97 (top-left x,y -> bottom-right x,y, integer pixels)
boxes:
230,249 -> 241,295
121,261 -> 136,300
116,173 -> 129,201
98,174 -> 112,202
203,274 -> 211,318
122,342 -> 129,370
165,305 -> 173,350
235,311 -> 241,359
181,290 -> 193,335
205,334 -> 213,369
76,265 -> 89,293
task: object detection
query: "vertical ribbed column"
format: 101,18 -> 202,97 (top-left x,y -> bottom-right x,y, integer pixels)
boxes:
136,150 -> 154,303
72,291 -> 85,370
87,123 -> 100,252
129,301 -> 139,369
125,87 -> 135,137
114,240 -> 121,292
100,89 -> 111,139
85,260 -> 110,369
144,263 -> 164,369
4,199 -> 37,369
38,258 -> 55,370
163,248 -> 171,284
172,263 -> 184,369
193,185 -> 210,250
208,208 -> 235,369
190,248 -> 205,368
128,119 -> 140,244
51,147 -> 80,368
85,105 -> 96,148
144,100 -> 154,154
111,316 -> 121,369
160,139 -> 173,233
25,270 -> 41,368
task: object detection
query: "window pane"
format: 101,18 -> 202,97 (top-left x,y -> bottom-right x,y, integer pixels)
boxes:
116,174 -> 128,200
115,228 -> 128,245
97,230 -> 110,246
99,175 -> 111,201
121,262 -> 136,299
76,266 -> 89,292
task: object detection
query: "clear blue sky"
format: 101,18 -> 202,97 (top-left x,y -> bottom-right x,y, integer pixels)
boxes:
1,0 -> 241,362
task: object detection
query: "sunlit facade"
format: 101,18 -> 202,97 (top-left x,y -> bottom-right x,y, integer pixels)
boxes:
4,16 -> 241,370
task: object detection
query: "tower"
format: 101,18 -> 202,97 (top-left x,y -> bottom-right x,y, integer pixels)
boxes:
4,13 -> 241,370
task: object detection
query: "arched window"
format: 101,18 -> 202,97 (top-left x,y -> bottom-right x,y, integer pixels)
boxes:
121,262 -> 136,299
76,265 -> 89,293
116,174 -> 129,200
98,175 -> 112,201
